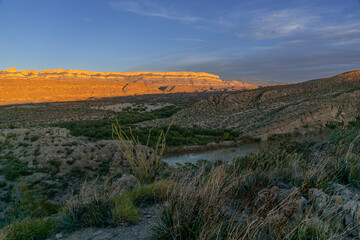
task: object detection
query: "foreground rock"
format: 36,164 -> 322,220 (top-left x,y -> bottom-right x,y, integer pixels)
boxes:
50,206 -> 158,240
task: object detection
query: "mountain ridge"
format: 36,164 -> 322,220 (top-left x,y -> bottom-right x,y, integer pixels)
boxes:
0,67 -> 260,106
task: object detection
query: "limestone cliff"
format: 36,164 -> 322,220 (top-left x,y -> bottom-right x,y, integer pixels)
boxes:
0,68 -> 258,105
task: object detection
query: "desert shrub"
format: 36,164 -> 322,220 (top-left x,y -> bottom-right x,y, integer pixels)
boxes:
58,200 -> 87,230
6,187 -> 57,222
30,135 -> 39,142
270,219 -> 330,240
52,106 -> 180,141
233,149 -> 301,173
53,112 -> 239,146
151,167 -> 231,240
326,121 -> 342,129
59,198 -> 113,230
279,140 -> 313,156
112,119 -> 173,184
2,217 -> 58,240
349,115 -> 360,129
58,178 -> 121,230
241,135 -> 261,143
111,196 -> 140,224
292,222 -> 331,240
59,178 -> 169,230
228,172 -> 269,202
0,155 -> 32,181
119,180 -> 171,207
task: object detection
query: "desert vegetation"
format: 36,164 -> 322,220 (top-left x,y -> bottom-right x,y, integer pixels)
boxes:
0,115 -> 359,239
52,105 -> 241,147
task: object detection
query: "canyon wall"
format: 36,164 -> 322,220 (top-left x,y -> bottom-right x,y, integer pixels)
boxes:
0,67 -> 258,105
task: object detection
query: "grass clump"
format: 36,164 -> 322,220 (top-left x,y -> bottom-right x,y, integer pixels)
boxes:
58,178 -> 118,230
151,167 -> 230,240
59,177 -> 170,230
2,217 -> 58,240
233,149 -> 301,173
112,196 -> 140,224
59,197 -> 113,230
112,180 -> 171,225
112,118 -> 172,184
121,180 -> 171,206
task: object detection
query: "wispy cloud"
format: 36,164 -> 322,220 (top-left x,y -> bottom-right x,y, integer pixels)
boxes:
109,1 -> 200,22
110,0 -> 360,82
173,38 -> 203,42
236,9 -> 316,40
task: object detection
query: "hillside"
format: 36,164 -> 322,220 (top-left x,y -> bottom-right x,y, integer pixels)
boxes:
170,71 -> 360,139
225,78 -> 282,87
0,67 -> 258,105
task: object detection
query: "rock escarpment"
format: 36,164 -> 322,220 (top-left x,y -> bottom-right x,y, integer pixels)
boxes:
0,67 -> 258,105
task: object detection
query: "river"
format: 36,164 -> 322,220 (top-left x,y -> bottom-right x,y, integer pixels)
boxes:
163,142 -> 262,166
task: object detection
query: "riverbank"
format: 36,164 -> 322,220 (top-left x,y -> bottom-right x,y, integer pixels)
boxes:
163,139 -> 264,157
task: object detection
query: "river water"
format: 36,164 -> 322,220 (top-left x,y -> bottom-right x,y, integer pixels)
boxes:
163,143 -> 262,166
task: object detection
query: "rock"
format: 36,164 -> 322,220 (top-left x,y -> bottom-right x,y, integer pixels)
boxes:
256,186 -> 280,206
308,188 -> 329,210
301,196 -> 308,206
343,201 -> 360,217
55,233 -> 63,239
3,67 -> 18,73
21,172 -> 48,183
92,233 -> 113,240
112,175 -> 139,191
93,230 -> 103,236
331,183 -> 359,201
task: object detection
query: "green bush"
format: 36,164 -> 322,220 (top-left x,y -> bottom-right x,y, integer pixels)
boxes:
0,157 -> 31,181
3,217 -> 58,240
120,180 -> 170,207
6,191 -> 57,222
59,198 -> 113,230
112,196 -> 140,224
52,106 -> 239,147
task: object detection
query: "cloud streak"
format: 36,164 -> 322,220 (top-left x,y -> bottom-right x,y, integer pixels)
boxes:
109,1 -> 200,22
173,38 -> 203,42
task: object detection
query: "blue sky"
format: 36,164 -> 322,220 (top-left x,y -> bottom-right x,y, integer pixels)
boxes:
1,0 -> 360,82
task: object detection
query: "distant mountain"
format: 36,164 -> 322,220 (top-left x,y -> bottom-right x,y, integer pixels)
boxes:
0,68 -> 259,105
225,78 -> 283,87
169,71 -> 360,139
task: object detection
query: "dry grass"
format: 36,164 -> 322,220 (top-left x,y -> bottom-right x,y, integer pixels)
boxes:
152,133 -> 360,239
112,117 -> 173,184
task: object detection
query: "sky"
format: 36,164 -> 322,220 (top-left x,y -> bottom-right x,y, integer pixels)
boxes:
1,0 -> 360,83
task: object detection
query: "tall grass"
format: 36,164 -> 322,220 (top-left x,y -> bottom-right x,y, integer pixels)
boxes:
151,133 -> 360,239
58,177 -> 126,230
112,117 -> 173,184
2,217 -> 59,240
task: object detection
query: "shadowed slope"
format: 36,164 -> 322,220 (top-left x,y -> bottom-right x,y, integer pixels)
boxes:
170,71 -> 360,139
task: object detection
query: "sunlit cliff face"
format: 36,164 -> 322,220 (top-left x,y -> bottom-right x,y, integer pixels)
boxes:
0,67 -> 258,105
